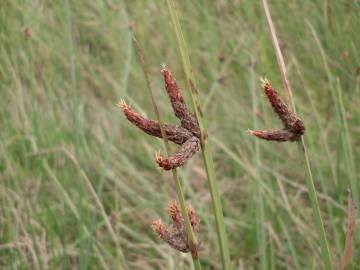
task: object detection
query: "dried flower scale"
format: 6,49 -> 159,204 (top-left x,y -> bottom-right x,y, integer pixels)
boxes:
249,79 -> 305,142
152,201 -> 201,257
118,66 -> 200,170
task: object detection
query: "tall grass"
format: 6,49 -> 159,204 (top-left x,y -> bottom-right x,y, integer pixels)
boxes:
0,1 -> 359,269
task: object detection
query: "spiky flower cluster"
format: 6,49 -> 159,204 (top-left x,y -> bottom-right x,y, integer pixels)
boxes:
152,201 -> 200,258
118,66 -> 200,170
249,79 -> 305,141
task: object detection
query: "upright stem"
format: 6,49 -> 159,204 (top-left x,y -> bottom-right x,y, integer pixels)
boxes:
262,1 -> 334,269
166,1 -> 231,269
250,63 -> 268,270
132,38 -> 201,270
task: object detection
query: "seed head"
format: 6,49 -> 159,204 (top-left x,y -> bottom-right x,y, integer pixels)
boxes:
119,66 -> 201,170
161,65 -> 200,137
152,201 -> 201,256
250,79 -> 305,142
155,137 -> 200,170
188,205 -> 200,234
152,219 -> 169,239
167,201 -> 184,230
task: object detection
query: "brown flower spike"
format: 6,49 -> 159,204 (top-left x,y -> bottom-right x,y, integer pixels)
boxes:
152,201 -> 200,257
249,79 -> 305,141
118,66 -> 200,170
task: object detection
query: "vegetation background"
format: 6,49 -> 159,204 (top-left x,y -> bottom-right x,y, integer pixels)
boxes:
0,0 -> 359,269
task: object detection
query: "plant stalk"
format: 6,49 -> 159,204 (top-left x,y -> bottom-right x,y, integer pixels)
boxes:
166,1 -> 231,269
132,38 -> 201,269
262,1 -> 334,269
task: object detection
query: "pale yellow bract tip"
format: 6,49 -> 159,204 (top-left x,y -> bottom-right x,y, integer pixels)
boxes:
155,150 -> 162,160
117,99 -> 128,110
161,63 -> 168,73
260,77 -> 270,88
247,129 -> 255,135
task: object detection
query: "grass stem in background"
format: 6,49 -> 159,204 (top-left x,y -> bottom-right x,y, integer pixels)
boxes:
262,0 -> 334,269
166,0 -> 231,269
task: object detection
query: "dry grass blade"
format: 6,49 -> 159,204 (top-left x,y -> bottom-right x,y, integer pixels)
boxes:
341,192 -> 357,270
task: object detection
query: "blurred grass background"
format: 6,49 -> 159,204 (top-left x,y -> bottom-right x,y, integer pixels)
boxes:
0,0 -> 359,269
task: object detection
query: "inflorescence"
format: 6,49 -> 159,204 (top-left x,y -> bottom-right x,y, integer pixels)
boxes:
152,201 -> 201,258
119,66 -> 201,170
249,79 -> 305,142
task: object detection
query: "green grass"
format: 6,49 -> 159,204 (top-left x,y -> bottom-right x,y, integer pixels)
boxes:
0,1 -> 359,269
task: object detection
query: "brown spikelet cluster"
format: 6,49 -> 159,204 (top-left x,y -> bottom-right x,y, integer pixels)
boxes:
152,201 -> 200,257
118,66 -> 200,170
249,79 -> 305,142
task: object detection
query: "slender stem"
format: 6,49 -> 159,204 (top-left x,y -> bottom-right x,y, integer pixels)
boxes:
172,169 -> 202,269
132,38 -> 201,269
166,1 -> 231,269
336,80 -> 358,205
250,63 -> 268,270
261,0 -> 294,109
298,138 -> 334,269
262,1 -> 334,269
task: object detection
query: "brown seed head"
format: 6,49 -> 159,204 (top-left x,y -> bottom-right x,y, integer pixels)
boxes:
249,129 -> 299,142
188,205 -> 200,234
161,65 -> 200,137
167,201 -> 183,226
152,201 -> 201,255
262,79 -> 291,125
152,219 -> 169,239
249,79 -> 305,142
119,66 -> 200,170
155,137 -> 200,170
161,65 -> 184,103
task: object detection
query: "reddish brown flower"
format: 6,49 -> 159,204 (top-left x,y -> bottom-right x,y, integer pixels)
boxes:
187,205 -> 200,235
118,66 -> 200,170
155,137 -> 200,170
249,79 -> 305,142
161,67 -> 200,137
119,100 -> 193,145
152,220 -> 170,240
152,201 -> 201,255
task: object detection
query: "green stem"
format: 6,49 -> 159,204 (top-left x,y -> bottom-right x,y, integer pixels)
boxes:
298,139 -> 334,269
250,63 -> 268,270
336,79 -> 358,205
172,169 -> 202,269
262,0 -> 333,269
166,1 -> 231,269
132,38 -> 201,269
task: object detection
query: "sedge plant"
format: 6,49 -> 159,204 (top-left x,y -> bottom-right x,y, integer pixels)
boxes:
118,37 -> 202,269
249,1 -> 334,269
166,0 -> 232,269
